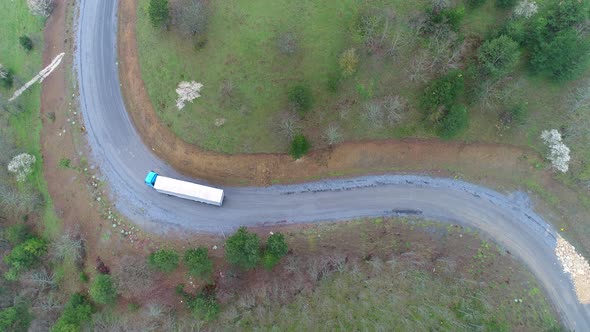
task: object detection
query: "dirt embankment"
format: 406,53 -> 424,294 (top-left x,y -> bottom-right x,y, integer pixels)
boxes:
118,0 -> 539,187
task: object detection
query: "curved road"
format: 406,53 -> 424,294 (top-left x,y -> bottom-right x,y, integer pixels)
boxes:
75,0 -> 588,329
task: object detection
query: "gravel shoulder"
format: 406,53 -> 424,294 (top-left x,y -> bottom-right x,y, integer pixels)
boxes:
75,0 -> 590,329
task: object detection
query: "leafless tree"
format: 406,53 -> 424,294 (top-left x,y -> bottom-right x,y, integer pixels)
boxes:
363,101 -> 384,129
51,232 -> 84,263
323,124 -> 343,145
382,95 -> 407,125
23,269 -> 56,291
113,255 -> 156,299
171,0 -> 209,36
277,111 -> 300,140
27,0 -> 54,17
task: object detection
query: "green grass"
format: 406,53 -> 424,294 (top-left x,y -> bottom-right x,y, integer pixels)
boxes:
0,1 -> 60,237
136,0 -> 431,153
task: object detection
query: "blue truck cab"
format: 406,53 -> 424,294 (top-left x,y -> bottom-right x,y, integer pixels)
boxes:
144,171 -> 158,187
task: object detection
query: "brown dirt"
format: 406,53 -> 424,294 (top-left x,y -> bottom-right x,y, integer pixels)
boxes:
117,0 -> 539,187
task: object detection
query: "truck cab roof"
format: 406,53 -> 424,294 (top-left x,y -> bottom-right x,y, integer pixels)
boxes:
144,171 -> 158,187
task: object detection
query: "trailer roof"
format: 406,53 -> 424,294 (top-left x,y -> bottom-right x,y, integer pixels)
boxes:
154,176 -> 224,204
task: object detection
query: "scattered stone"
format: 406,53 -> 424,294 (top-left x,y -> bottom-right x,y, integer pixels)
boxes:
112,224 -> 116,228
556,236 -> 590,303
214,118 -> 226,127
212,245 -> 218,250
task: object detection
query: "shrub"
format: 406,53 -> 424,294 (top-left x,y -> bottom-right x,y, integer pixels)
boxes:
477,35 -> 520,78
0,66 -> 13,89
500,19 -> 526,45
428,5 -> 465,32
495,0 -> 516,8
277,31 -> 298,55
466,0 -> 486,9
225,226 -> 260,270
438,104 -> 469,139
4,224 -> 30,245
79,272 -> 89,283
3,236 -> 47,280
288,85 -> 313,115
184,247 -> 213,279
0,303 -> 31,332
262,233 -> 288,270
89,274 -> 117,305
51,293 -> 92,332
420,70 -> 464,112
19,36 -> 33,52
176,285 -> 220,321
148,0 -> 169,28
148,249 -> 179,272
326,71 -> 341,93
529,29 -> 589,81
339,48 -> 359,77
289,134 -> 311,159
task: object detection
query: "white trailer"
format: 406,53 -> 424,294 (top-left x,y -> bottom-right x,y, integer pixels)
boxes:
144,171 -> 224,206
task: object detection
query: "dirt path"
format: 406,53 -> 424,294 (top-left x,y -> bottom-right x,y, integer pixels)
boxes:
118,0 -> 538,187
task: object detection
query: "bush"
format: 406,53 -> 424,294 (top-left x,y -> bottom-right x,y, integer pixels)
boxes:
500,19 -> 526,45
427,5 -> 465,32
19,36 -> 33,52
4,224 -> 30,245
148,249 -> 179,272
466,0 -> 486,9
477,35 -> 520,78
89,274 -> 117,305
176,285 -> 220,321
79,272 -> 89,283
0,303 -> 31,332
529,29 -> 589,81
0,66 -> 13,89
225,226 -> 260,270
339,48 -> 359,77
184,247 -> 213,279
495,0 -> 516,8
438,104 -> 469,139
289,134 -> 311,159
262,233 -> 288,270
3,236 -> 47,280
326,71 -> 341,93
420,70 -> 464,112
288,85 -> 313,115
148,0 -> 169,28
51,293 -> 92,332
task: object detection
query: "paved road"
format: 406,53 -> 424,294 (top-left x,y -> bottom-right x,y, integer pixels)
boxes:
75,0 -> 589,329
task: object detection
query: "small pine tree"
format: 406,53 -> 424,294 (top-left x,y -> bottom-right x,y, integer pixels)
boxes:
289,134 -> 311,159
148,249 -> 179,272
184,247 -> 213,279
89,275 -> 117,305
225,226 -> 260,270
19,36 -> 33,52
262,233 -> 288,270
288,85 -> 313,115
438,104 -> 469,139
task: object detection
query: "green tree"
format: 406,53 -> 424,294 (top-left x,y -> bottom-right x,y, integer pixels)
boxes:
288,85 -> 313,115
478,35 -> 520,78
148,0 -> 169,28
225,226 -> 260,270
495,0 -> 515,8
289,134 -> 311,159
0,304 -> 31,332
89,275 -> 117,305
420,70 -> 464,112
530,29 -> 589,81
3,236 -> 47,280
438,104 -> 469,139
262,233 -> 288,270
176,284 -> 220,321
148,249 -> 179,272
51,294 -> 92,332
4,224 -> 30,245
184,247 -> 213,279
19,35 -> 33,52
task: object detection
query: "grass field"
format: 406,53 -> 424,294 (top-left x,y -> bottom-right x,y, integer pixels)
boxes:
0,0 -> 60,237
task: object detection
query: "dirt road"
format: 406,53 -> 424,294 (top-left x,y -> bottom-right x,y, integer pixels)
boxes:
75,0 -> 590,329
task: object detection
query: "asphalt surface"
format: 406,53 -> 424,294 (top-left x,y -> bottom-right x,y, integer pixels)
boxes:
75,0 -> 590,329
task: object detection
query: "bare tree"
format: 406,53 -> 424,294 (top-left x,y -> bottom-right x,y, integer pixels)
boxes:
324,124 -> 343,145
277,111 -> 300,140
113,255 -> 156,299
27,0 -> 54,17
51,232 -> 84,263
23,269 -> 56,291
382,95 -> 407,125
172,0 -> 209,36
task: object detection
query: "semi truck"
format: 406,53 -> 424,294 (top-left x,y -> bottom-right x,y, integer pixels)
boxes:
144,171 -> 224,206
